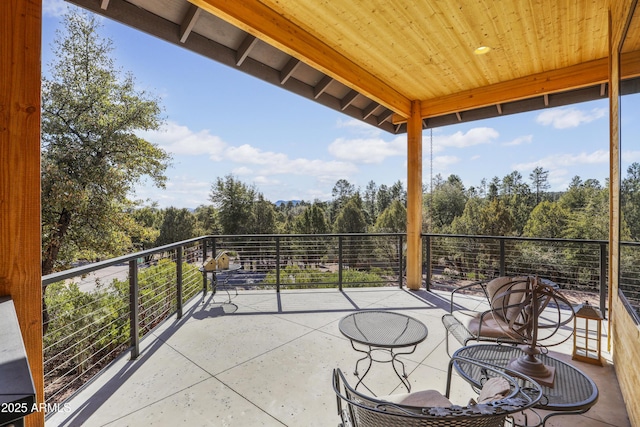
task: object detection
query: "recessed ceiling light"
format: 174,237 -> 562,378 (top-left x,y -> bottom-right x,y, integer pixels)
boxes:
474,46 -> 491,55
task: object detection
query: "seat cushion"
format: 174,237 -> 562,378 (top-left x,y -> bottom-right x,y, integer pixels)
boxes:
380,389 -> 453,407
478,377 -> 511,403
452,310 -> 522,340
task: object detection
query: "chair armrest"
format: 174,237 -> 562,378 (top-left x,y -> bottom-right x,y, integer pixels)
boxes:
449,280 -> 490,313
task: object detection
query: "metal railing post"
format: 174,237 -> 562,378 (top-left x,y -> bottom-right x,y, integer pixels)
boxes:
276,236 -> 281,293
398,235 -> 404,288
425,235 -> 431,291
338,236 -> 343,291
129,259 -> 140,360
499,239 -> 506,276
176,246 -> 183,319
600,242 -> 607,318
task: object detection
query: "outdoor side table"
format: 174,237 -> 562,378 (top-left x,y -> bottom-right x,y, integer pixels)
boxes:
338,311 -> 428,394
200,264 -> 242,304
450,344 -> 599,426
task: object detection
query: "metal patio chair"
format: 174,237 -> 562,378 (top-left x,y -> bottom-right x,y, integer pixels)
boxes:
441,276 -> 573,356
333,356 -> 542,427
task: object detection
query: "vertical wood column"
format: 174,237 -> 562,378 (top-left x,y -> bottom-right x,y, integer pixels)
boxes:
609,10 -> 621,348
406,101 -> 423,290
0,1 -> 44,426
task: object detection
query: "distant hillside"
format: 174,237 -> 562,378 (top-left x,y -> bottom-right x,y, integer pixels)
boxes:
275,200 -> 302,207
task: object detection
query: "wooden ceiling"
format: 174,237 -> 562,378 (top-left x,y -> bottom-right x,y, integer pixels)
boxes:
71,0 -> 640,133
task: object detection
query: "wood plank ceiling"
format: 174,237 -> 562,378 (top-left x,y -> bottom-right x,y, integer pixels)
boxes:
70,0 -> 640,134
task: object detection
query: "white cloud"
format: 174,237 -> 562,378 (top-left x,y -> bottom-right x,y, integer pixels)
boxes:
503,135 -> 533,146
433,155 -> 460,169
336,118 -> 383,138
328,136 -> 405,163
513,150 -> 609,171
433,127 -> 499,152
232,166 -> 254,175
536,107 -> 606,129
225,144 -> 289,165
138,121 -> 227,160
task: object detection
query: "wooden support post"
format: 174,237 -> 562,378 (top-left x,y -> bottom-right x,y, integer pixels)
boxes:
0,0 -> 44,426
406,101 -> 423,290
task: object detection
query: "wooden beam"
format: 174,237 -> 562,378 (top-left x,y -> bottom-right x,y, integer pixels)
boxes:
340,89 -> 358,110
0,1 -> 44,426
422,57 -> 610,119
189,0 -> 412,118
313,75 -> 333,99
100,0 -> 109,9
280,57 -> 300,84
496,104 -> 503,115
179,4 -> 201,44
236,34 -> 258,66
377,109 -> 393,125
406,100 -> 423,290
362,102 -> 379,119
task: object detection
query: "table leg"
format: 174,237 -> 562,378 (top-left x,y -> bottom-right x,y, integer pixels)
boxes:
391,346 -> 417,392
350,341 -> 374,392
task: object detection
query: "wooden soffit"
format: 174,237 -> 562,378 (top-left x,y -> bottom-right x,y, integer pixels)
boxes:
70,0 -> 640,133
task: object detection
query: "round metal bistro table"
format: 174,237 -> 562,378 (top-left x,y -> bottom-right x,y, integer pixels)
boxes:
451,344 -> 599,426
339,311 -> 428,393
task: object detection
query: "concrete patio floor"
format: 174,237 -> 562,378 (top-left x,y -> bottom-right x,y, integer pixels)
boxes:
46,287 -> 630,427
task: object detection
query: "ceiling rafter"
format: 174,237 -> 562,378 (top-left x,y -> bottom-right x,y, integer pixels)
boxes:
362,102 -> 379,120
189,0 -> 412,118
100,0 -> 109,9
313,75 -> 333,99
180,4 -> 201,43
377,109 -> 393,125
236,34 -> 258,66
280,58 -> 301,84
340,90 -> 359,111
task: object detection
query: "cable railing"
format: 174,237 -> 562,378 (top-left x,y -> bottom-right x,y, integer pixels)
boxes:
41,232 -> 640,409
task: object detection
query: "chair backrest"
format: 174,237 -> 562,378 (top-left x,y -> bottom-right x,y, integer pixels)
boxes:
333,356 -> 542,427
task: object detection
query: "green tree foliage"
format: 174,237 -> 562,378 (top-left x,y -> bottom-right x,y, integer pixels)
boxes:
451,198 -> 513,236
330,179 -> 357,222
363,180 -> 378,224
41,11 -> 170,275
294,203 -> 330,234
530,166 -> 551,204
428,174 -> 467,231
622,162 -> 640,241
376,184 -> 393,216
129,204 -> 162,252
333,195 -> 368,233
156,207 -> 197,246
209,174 -> 257,234
252,195 -> 277,234
523,201 -> 570,238
193,205 -> 219,235
374,200 -> 407,232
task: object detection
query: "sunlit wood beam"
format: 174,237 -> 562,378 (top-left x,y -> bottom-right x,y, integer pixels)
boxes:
101,0 -> 109,9
189,0 -> 412,118
393,55 -> 636,124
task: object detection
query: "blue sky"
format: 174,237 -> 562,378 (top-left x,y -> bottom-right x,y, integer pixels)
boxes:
43,2 -> 640,209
